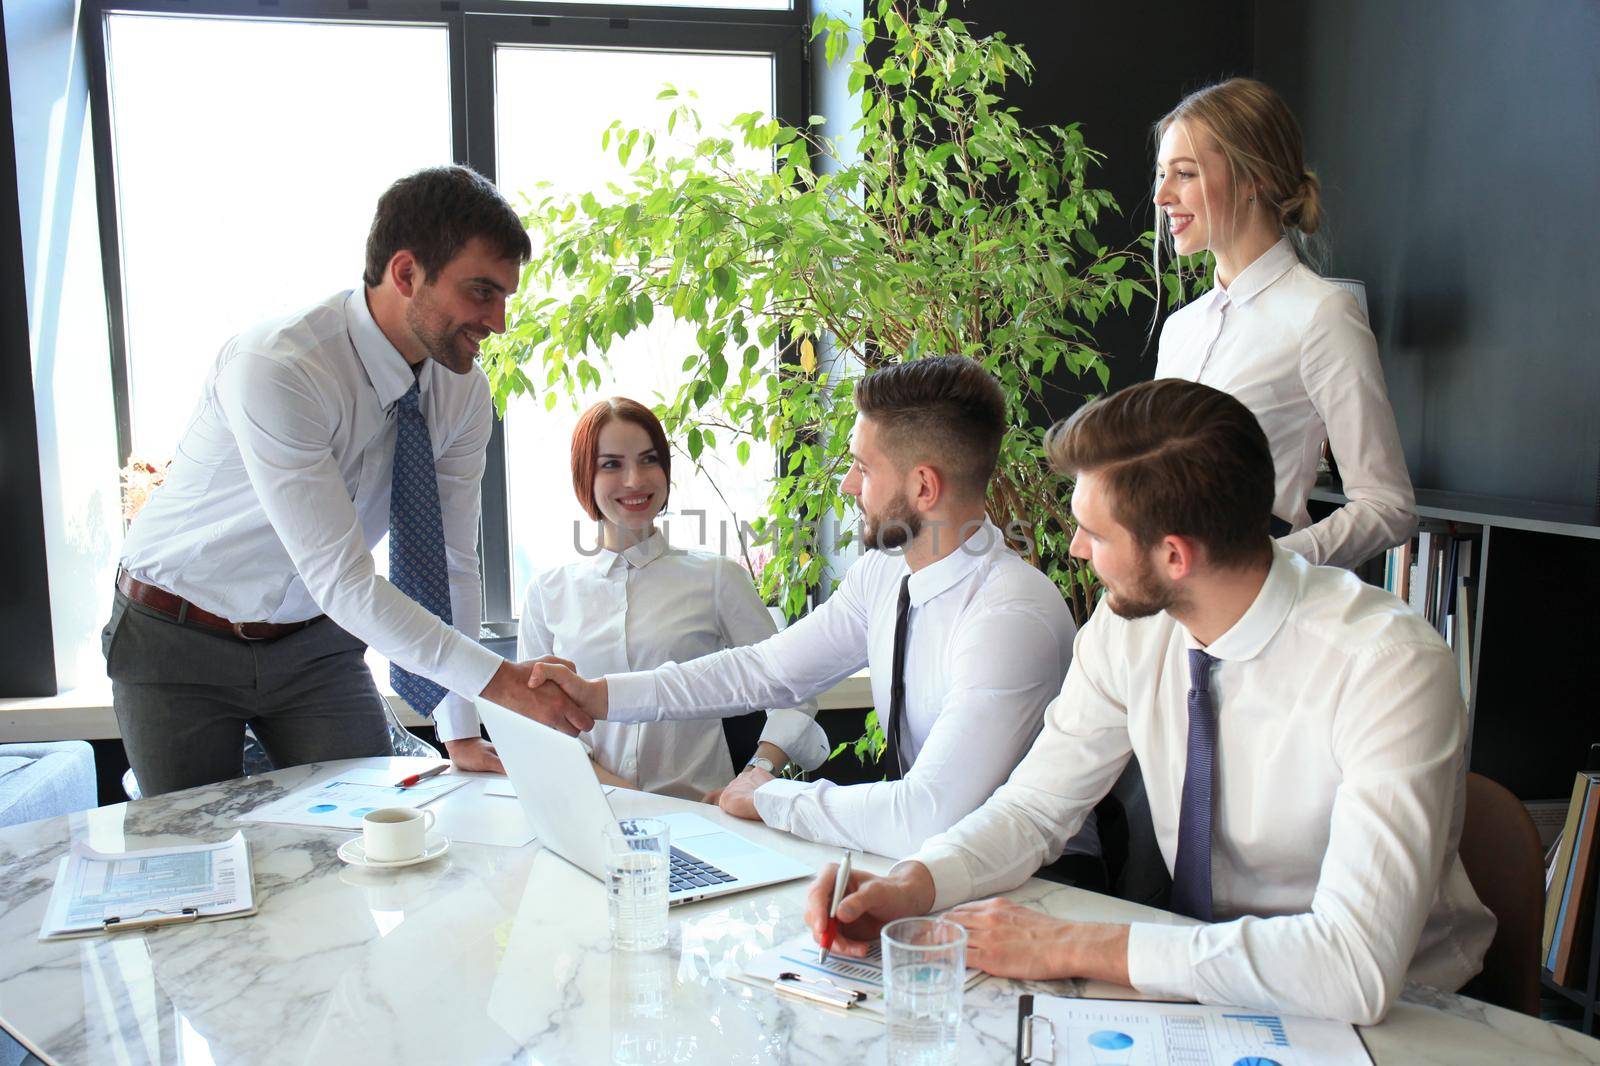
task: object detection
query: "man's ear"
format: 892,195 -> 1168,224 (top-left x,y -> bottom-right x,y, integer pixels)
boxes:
909,462 -> 943,512
1157,533 -> 1202,581
388,250 -> 421,298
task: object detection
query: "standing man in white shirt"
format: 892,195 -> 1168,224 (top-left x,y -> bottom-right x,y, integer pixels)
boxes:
527,356 -> 1092,865
808,378 -> 1494,1025
105,166 -> 593,797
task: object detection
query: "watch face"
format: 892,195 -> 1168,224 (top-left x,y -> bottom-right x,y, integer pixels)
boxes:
749,757 -> 776,774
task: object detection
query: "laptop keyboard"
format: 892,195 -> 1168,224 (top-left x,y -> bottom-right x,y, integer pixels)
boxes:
668,847 -> 736,893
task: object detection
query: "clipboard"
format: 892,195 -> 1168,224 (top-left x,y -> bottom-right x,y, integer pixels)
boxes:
38,831 -> 258,941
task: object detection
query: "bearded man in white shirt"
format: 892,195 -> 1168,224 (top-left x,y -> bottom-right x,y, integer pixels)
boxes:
105,166 -> 593,797
527,356 -> 1096,867
804,377 -> 1494,1025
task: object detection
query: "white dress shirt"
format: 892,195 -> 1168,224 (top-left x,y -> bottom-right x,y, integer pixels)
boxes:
606,520 -> 1087,860
909,543 -> 1495,1025
1156,238 -> 1417,569
119,289 -> 500,742
515,532 -> 827,800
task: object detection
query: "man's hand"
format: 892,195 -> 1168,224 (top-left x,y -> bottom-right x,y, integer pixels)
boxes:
479,660 -> 594,736
803,862 -> 937,957
443,736 -> 504,774
525,659 -> 610,722
707,765 -> 773,820
946,898 -> 1130,984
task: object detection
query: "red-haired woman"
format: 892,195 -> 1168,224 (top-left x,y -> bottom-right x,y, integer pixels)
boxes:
515,398 -> 826,800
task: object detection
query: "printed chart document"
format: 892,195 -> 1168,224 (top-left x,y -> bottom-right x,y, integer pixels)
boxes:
733,931 -> 986,1018
1014,993 -> 1371,1065
240,767 -> 468,831
39,831 -> 256,940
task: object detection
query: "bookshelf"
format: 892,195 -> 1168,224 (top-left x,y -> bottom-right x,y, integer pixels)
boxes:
1311,486 -> 1600,1034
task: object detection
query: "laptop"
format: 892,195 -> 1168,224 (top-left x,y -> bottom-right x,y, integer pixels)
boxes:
476,697 -> 814,905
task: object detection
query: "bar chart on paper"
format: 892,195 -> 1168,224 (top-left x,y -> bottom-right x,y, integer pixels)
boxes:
1017,996 -> 1371,1066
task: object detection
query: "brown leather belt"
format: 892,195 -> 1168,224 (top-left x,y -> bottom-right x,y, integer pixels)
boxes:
116,570 -> 321,642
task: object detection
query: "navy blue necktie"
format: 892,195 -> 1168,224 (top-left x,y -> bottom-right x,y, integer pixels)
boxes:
389,380 -> 451,716
1170,649 -> 1219,921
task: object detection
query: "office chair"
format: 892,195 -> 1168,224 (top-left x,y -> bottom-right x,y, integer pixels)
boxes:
1457,771 -> 1544,1016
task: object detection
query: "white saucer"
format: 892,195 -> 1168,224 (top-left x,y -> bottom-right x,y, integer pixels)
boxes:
338,832 -> 450,869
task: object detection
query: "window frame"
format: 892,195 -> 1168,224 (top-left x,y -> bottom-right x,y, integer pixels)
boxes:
81,0 -> 809,627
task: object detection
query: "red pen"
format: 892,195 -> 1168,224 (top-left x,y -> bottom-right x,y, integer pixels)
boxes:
395,763 -> 449,789
819,850 -> 853,966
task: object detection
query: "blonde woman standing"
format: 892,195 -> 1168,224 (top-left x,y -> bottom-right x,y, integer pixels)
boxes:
1152,78 -> 1415,569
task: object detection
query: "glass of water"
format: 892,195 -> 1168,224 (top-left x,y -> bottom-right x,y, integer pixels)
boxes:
882,916 -> 966,1066
604,817 -> 670,952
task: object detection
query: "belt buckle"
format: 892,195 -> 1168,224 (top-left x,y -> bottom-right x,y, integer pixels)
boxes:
230,621 -> 270,642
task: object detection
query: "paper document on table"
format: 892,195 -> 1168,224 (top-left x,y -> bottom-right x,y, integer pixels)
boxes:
39,831 -> 256,940
732,931 -> 986,1018
1013,993 -> 1371,1065
240,768 -> 468,831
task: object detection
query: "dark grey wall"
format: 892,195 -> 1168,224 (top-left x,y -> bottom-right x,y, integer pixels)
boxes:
1256,0 -> 1600,510
0,26 -> 57,696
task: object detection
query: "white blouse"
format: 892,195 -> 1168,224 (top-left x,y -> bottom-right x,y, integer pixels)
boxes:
515,532 -> 826,801
1156,238 -> 1416,569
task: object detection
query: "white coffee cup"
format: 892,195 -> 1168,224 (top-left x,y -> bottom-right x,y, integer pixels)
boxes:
361,807 -> 436,863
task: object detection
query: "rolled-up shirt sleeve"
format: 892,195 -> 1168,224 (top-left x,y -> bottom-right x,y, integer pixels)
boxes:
214,351 -> 501,711
1125,640 -> 1466,1025
755,593 -> 1071,859
907,613 -> 1133,902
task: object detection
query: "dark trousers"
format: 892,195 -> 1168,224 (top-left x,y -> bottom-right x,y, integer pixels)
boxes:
103,590 -> 392,797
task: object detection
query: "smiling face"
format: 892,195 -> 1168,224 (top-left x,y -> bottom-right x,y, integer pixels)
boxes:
1068,469 -> 1182,620
1153,118 -> 1252,260
840,415 -> 921,551
590,418 -> 668,537
402,236 -> 520,375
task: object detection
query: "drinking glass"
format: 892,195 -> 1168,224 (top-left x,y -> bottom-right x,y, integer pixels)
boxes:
604,817 -> 670,951
881,916 -> 966,1066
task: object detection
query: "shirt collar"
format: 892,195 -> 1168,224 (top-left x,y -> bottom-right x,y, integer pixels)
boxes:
587,529 -> 668,573
1215,236 -> 1298,307
345,288 -> 420,409
906,518 -> 1009,608
1185,541 -> 1299,663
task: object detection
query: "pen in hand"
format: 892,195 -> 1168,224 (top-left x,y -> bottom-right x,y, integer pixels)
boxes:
395,764 -> 449,789
819,850 -> 853,967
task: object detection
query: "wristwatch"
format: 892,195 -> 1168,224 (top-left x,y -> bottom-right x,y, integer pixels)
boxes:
745,755 -> 792,776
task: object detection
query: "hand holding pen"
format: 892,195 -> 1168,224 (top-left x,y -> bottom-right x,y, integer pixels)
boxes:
819,850 -> 852,966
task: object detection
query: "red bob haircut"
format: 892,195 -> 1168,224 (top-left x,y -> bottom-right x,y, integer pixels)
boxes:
570,397 -> 673,521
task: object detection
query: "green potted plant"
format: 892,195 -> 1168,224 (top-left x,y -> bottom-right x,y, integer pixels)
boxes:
482,0 -> 1153,757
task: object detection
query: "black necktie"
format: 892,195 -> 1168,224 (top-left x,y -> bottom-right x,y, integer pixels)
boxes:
882,575 -> 913,780
1170,650 -> 1219,920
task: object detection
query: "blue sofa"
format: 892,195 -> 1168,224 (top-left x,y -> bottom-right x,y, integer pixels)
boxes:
0,741 -> 96,1066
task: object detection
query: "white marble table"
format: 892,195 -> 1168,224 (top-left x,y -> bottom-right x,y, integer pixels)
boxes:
1,757 -> 1597,1065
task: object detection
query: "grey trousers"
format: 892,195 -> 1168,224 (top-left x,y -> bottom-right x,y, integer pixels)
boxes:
103,590 -> 393,797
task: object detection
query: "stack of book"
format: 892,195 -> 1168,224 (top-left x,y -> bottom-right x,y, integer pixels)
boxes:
1381,531 -> 1475,701
1544,770 -> 1600,986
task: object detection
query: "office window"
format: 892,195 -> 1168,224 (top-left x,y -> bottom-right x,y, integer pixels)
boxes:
104,14 -> 452,462
493,46 -> 778,600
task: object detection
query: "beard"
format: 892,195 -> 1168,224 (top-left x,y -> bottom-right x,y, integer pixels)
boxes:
860,492 -> 922,551
1102,552 -> 1182,620
405,292 -> 477,375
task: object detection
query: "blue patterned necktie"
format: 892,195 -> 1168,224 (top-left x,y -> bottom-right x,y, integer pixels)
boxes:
389,379 -> 451,716
1170,649 -> 1219,921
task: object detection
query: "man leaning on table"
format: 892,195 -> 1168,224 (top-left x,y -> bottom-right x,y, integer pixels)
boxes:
526,355 -> 1097,869
804,377 -> 1496,1025
103,166 -> 593,798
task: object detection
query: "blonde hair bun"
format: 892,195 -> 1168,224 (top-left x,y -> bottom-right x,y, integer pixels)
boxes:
1279,169 -> 1322,235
